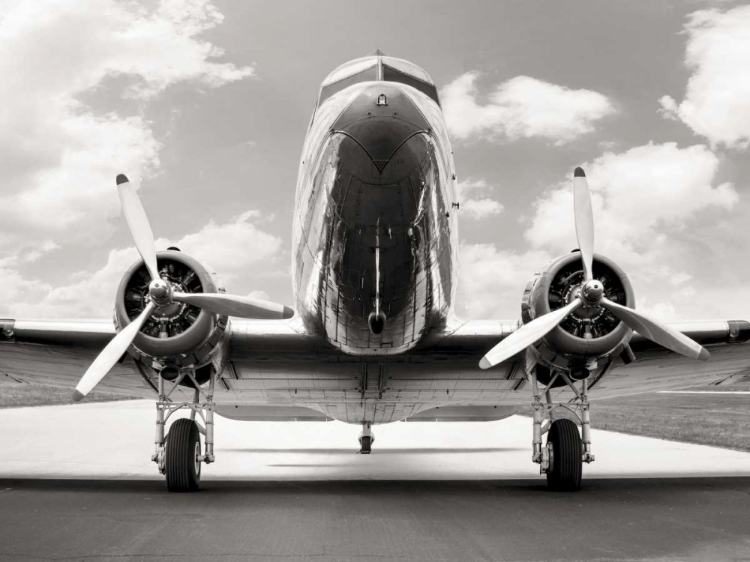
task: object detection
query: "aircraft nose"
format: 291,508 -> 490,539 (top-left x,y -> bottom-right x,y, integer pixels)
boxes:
332,84 -> 430,176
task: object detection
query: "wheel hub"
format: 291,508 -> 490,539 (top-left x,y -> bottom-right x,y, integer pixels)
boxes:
194,441 -> 201,477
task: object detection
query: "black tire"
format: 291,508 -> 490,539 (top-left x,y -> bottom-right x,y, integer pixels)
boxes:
360,435 -> 372,454
166,418 -> 201,492
546,419 -> 582,491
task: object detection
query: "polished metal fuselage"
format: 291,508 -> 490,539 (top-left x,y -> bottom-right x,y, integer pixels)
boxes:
3,63 -> 750,430
292,81 -> 459,355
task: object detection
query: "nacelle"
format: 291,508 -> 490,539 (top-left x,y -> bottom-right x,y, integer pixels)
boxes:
521,252 -> 635,380
114,250 -> 229,379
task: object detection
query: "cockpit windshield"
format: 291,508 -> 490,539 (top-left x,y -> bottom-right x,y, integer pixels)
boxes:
318,52 -> 440,107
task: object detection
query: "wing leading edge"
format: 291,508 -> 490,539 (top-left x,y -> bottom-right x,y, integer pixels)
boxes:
2,317 -> 750,406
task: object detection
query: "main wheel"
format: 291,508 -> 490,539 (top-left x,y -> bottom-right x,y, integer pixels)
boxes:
360,435 -> 372,454
546,419 -> 582,491
165,418 -> 201,492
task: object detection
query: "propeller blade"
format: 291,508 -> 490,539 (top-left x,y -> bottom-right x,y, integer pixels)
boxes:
600,297 -> 709,361
479,299 -> 583,369
73,302 -> 156,401
172,292 -> 295,320
117,174 -> 160,282
573,167 -> 595,282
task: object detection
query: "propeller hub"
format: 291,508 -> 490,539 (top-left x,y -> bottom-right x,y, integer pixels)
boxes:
148,279 -> 172,305
581,280 -> 604,305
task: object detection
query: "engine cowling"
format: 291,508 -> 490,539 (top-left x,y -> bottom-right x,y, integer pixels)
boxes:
479,167 -> 709,376
114,250 -> 229,374
521,251 -> 635,377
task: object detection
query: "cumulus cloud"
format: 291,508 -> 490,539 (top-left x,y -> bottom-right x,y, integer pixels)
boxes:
0,240 -> 60,268
161,211 -> 283,282
659,5 -> 750,149
524,143 -> 737,258
0,0 -> 253,250
458,178 -> 504,220
248,290 -> 271,301
3,211 -> 284,318
458,244 -> 552,319
0,211 -> 282,318
441,73 -> 615,144
457,143 -> 739,320
0,267 -> 53,312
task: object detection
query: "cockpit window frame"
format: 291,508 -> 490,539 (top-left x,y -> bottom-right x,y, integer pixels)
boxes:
382,64 -> 440,106
318,65 -> 378,106
318,55 -> 441,108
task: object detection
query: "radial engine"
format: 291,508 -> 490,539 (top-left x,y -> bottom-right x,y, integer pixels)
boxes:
520,252 -> 635,384
114,249 -> 229,385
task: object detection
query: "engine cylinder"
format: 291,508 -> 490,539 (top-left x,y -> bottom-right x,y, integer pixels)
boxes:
114,250 -> 228,369
522,252 -> 635,371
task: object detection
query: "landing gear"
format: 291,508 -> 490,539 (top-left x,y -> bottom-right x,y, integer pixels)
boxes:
152,368 -> 215,492
166,418 -> 201,492
530,367 -> 593,491
359,422 -> 374,454
546,419 -> 582,491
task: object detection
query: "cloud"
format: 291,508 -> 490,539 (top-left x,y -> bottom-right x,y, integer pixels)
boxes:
3,212 -> 284,318
458,244 -> 552,319
0,240 -> 60,268
0,0 -> 253,251
160,211 -> 283,282
524,143 -> 737,258
248,290 -> 270,301
441,73 -> 615,144
21,241 -> 61,263
0,267 -> 53,311
456,143 -> 739,320
659,5 -> 750,149
457,178 -> 504,220
461,199 -> 504,219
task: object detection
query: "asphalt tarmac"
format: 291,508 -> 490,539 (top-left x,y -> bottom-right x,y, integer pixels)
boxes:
1,401 -> 749,561
0,477 -> 749,561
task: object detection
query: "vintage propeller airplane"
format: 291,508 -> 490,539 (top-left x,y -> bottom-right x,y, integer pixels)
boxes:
2,52 -> 749,492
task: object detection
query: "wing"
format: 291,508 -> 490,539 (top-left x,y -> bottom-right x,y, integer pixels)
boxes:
587,320 -> 750,399
431,317 -> 750,399
0,319 -> 154,398
3,316 -> 750,420
0,317 -> 325,402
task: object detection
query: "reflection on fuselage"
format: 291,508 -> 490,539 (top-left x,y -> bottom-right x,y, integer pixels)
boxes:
292,62 -> 459,355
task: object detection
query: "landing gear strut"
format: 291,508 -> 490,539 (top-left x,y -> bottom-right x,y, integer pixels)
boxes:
530,367 -> 594,491
152,368 -> 215,492
359,422 -> 374,454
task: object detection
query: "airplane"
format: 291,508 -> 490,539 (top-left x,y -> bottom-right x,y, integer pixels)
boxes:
2,51 -> 749,492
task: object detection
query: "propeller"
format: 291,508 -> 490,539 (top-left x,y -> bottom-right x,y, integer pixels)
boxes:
171,291 -> 293,319
73,302 -> 156,402
573,167 -> 595,282
73,174 -> 294,401
479,167 -> 709,370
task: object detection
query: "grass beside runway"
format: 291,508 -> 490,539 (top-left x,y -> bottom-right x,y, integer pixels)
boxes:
2,380 -> 748,451
522,383 -> 750,452
590,389 -> 750,452
0,382 -> 138,409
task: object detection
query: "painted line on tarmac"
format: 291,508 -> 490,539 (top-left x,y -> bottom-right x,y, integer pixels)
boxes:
659,391 -> 750,395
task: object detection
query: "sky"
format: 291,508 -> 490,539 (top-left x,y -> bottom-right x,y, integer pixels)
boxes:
2,0 -> 750,323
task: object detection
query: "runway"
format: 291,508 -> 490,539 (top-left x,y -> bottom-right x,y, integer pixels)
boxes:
1,477 -> 749,561
1,400 -> 750,561
1,400 -> 750,480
